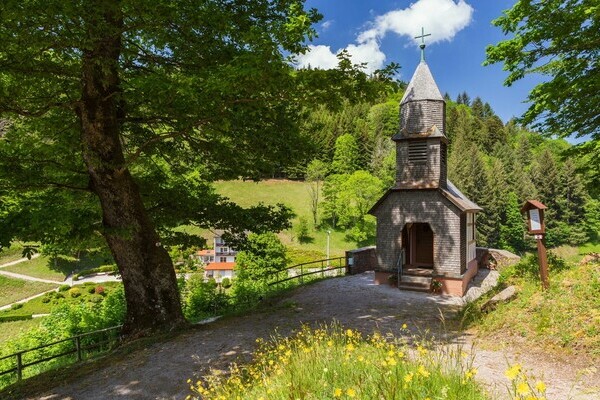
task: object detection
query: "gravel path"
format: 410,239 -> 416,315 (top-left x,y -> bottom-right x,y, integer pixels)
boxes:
34,272 -> 599,400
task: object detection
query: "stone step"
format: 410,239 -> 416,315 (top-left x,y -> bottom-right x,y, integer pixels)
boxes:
402,267 -> 434,277
397,281 -> 431,293
401,274 -> 432,285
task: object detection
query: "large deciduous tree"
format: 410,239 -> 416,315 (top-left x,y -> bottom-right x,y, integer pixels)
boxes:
485,0 -> 600,182
0,0 -> 333,335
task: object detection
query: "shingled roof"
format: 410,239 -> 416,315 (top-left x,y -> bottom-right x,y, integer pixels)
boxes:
400,61 -> 444,104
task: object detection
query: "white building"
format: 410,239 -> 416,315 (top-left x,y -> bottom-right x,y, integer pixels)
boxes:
197,232 -> 238,282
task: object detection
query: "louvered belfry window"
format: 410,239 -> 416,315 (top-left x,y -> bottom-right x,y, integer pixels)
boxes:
408,141 -> 428,163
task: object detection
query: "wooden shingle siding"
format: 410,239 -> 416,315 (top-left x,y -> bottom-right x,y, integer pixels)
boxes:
373,190 -> 462,277
400,100 -> 445,135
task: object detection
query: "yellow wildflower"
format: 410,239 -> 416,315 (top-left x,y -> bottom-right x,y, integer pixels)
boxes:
346,329 -> 354,337
333,388 -> 342,397
404,372 -> 413,383
327,340 -> 334,347
505,364 -> 522,380
346,388 -> 356,397
418,365 -> 430,378
535,381 -> 547,392
517,382 -> 530,395
388,358 -> 397,366
402,323 -> 408,329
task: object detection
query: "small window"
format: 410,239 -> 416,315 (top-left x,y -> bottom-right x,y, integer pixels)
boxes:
222,247 -> 228,253
408,141 -> 428,163
220,256 -> 227,262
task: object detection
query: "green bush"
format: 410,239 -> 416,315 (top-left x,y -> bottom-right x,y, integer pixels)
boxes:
10,303 -> 23,310
88,294 -> 104,304
87,286 -> 96,294
0,314 -> 33,322
59,285 -> 71,292
68,288 -> 82,298
221,278 -> 232,289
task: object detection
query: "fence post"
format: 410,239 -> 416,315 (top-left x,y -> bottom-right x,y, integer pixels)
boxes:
300,264 -> 303,284
16,352 -> 22,381
321,260 -> 324,278
75,336 -> 82,362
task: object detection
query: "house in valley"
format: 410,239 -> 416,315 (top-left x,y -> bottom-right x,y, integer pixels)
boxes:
369,46 -> 481,296
197,232 -> 238,282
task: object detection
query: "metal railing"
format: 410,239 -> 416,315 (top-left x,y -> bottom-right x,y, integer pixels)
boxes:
0,325 -> 122,383
269,257 -> 346,286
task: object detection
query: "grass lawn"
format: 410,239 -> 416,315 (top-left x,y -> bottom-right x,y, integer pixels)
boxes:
552,241 -> 600,263
0,276 -> 58,307
213,179 -> 359,257
2,253 -> 114,282
0,318 -> 43,345
461,254 -> 600,359
0,244 -> 25,265
0,281 -> 122,317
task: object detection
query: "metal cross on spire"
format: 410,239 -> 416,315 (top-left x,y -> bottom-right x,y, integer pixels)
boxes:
414,27 -> 431,62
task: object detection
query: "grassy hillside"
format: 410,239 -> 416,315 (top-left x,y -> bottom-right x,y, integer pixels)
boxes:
0,276 -> 57,307
2,253 -> 112,282
461,254 -> 600,359
213,180 -> 359,258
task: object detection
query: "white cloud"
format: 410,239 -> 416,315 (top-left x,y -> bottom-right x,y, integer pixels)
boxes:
321,20 -> 334,31
358,0 -> 473,45
295,0 -> 473,73
295,45 -> 340,70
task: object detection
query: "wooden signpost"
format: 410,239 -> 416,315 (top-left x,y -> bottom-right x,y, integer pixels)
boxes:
521,200 -> 549,290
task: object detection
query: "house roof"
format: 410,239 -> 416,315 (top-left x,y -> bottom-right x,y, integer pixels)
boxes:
392,125 -> 448,142
520,199 -> 547,213
441,181 -> 482,212
400,61 -> 444,104
205,262 -> 236,271
197,249 -> 214,256
368,180 -> 482,215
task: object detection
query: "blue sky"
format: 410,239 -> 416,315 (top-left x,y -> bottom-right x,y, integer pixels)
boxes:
300,0 -> 541,126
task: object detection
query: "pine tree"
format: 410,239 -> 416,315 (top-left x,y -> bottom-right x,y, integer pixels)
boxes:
479,159 -> 508,247
499,192 -> 526,253
331,134 -> 360,175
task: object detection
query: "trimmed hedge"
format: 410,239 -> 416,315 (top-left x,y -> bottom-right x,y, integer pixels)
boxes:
0,314 -> 33,322
73,264 -> 117,280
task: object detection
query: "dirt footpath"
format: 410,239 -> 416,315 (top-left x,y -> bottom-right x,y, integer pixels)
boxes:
36,272 -> 598,400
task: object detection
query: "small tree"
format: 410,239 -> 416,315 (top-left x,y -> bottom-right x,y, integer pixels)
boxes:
295,216 -> 311,243
499,192 -> 525,253
331,134 -> 360,175
305,159 -> 329,226
232,233 -> 288,304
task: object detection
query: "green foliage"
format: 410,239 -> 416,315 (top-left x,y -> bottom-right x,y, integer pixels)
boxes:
180,275 -> 228,321
485,0 -> 600,187
331,134 -> 360,175
322,170 -> 384,245
465,253 -> 600,357
295,216 -> 311,243
232,233 -> 288,304
0,314 -> 33,323
220,278 -> 232,289
68,288 -> 82,298
499,192 -> 526,253
584,199 -> 600,241
10,303 -> 23,310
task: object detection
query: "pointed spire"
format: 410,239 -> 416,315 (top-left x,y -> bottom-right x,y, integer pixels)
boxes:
400,62 -> 444,104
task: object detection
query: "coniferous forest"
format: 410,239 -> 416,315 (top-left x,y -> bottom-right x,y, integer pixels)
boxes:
286,85 -> 599,252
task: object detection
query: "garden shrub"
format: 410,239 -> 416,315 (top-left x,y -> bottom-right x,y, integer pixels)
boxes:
10,303 -> 23,310
221,277 -> 232,289
87,286 -> 96,294
68,288 -> 81,298
59,285 -> 70,292
0,314 -> 33,322
95,285 -> 105,296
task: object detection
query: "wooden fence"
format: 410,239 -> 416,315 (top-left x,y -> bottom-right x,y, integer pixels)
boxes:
269,256 -> 347,286
0,325 -> 121,383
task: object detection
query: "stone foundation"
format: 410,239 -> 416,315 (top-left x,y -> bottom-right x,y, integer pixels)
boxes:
434,259 -> 478,296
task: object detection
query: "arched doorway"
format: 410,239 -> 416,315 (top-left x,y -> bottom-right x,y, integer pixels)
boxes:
401,223 -> 434,269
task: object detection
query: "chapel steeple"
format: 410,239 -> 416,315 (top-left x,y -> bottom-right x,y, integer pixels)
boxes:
393,30 -> 448,189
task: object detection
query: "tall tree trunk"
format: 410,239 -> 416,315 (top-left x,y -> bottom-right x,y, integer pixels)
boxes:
77,1 -> 186,335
